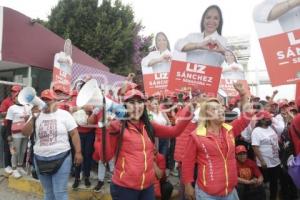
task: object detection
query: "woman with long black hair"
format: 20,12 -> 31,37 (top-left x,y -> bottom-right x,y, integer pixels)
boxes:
106,88 -> 191,200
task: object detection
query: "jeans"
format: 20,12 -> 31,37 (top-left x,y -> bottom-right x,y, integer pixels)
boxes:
98,159 -> 114,181
159,139 -> 169,160
75,131 -> 95,179
110,182 -> 155,200
11,137 -> 28,168
195,184 -> 239,200
35,152 -> 71,200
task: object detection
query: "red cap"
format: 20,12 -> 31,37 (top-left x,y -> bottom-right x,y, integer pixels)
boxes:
279,102 -> 289,109
123,89 -> 145,101
41,89 -> 54,100
256,110 -> 273,120
236,145 -> 247,154
11,85 -> 22,92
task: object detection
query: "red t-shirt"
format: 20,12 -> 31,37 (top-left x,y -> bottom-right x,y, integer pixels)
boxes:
236,159 -> 262,180
0,97 -> 14,126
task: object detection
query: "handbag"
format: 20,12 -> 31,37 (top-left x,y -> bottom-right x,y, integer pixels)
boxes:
35,151 -> 70,176
11,121 -> 26,133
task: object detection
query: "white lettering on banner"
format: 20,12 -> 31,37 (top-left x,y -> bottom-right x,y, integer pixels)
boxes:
176,71 -> 213,83
288,32 -> 300,46
276,47 -> 300,65
149,79 -> 168,87
186,63 -> 206,74
154,72 -> 168,80
224,79 -> 237,85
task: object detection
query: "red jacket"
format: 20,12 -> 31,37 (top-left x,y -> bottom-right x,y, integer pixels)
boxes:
182,114 -> 250,197
174,121 -> 197,162
290,113 -> 300,155
182,124 -> 237,196
108,106 -> 191,190
93,111 -> 117,162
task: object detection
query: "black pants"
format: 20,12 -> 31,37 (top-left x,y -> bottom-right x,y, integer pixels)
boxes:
260,165 -> 281,200
110,182 -> 155,200
279,168 -> 298,200
167,139 -> 176,170
74,131 -> 95,178
160,181 -> 173,200
1,125 -> 11,167
237,183 -> 266,200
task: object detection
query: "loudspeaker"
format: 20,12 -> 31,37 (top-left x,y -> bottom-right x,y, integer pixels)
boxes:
18,87 -> 46,109
76,79 -> 126,119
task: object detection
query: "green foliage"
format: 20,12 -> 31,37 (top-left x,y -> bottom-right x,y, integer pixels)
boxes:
43,0 -> 152,76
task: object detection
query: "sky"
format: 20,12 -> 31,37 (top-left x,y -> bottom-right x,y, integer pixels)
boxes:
0,0 -> 296,100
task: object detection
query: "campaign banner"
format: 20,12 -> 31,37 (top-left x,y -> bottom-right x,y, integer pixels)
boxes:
253,1 -> 300,86
167,60 -> 222,96
52,52 -> 72,94
143,72 -> 169,96
219,79 -> 250,97
259,30 -> 300,86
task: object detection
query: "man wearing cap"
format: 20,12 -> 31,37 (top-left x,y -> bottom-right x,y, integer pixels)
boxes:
0,85 -> 21,175
235,145 -> 265,200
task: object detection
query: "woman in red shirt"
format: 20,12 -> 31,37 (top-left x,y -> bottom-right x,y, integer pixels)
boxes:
182,84 -> 250,200
107,88 -> 191,200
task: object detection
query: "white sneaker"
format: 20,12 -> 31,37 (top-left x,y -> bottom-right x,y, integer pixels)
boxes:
17,167 -> 27,175
4,166 -> 13,175
12,170 -> 22,179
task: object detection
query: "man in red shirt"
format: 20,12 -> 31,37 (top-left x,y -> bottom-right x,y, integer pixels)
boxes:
236,145 -> 266,200
0,85 -> 21,174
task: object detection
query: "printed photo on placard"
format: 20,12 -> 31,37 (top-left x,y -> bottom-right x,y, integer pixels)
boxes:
221,50 -> 245,80
174,5 -> 227,67
141,32 -> 171,96
253,0 -> 300,86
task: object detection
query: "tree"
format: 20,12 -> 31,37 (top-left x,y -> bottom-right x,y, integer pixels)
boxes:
44,0 -> 152,76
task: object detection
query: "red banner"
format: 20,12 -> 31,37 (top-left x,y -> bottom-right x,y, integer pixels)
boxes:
167,60 -> 222,96
259,30 -> 300,86
143,72 -> 169,96
52,52 -> 72,94
219,79 -> 250,97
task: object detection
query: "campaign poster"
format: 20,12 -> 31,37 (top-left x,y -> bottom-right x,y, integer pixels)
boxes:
253,0 -> 300,86
167,60 -> 222,97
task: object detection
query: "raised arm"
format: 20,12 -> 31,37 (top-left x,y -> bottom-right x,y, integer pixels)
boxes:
152,105 -> 192,138
268,0 -> 300,21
